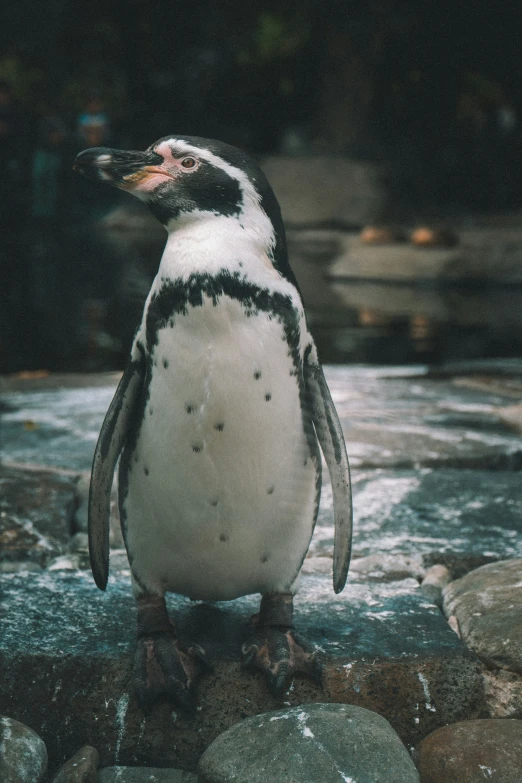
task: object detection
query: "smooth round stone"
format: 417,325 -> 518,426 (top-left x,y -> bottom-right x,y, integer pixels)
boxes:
51,745 -> 99,782
443,558 -> 522,674
0,715 -> 47,783
415,719 -> 522,782
198,703 -> 419,783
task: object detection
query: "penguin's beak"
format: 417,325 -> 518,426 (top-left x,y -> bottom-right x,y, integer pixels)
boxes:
73,147 -> 169,191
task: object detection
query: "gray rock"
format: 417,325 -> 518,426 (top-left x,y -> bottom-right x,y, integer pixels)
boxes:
69,533 -> 89,554
483,669 -> 522,719
422,552 -> 500,581
415,719 -> 522,783
0,715 -> 47,783
198,703 -> 419,783
329,236 -> 460,282
0,571 -> 484,771
421,565 -> 452,607
0,464 -> 76,566
329,228 -> 522,284
51,745 -> 98,782
312,469 -> 522,562
350,553 -> 425,582
99,768 -> 196,782
47,554 -> 84,571
443,558 -> 522,674
343,423 -> 522,470
260,157 -> 387,226
325,365 -> 522,470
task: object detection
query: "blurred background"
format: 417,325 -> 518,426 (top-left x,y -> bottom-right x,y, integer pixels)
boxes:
1,0 -> 522,373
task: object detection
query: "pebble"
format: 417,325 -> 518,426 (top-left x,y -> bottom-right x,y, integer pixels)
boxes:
198,703 -> 420,783
0,715 -> 48,783
421,564 -> 451,607
51,745 -> 99,782
415,718 -> 522,782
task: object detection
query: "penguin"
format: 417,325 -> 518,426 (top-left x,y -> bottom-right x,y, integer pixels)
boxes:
74,136 -> 352,710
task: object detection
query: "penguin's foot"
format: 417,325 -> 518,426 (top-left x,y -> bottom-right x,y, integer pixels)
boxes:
241,593 -> 323,694
133,595 -> 210,712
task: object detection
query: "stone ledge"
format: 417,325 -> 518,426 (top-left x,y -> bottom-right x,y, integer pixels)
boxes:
0,572 -> 485,775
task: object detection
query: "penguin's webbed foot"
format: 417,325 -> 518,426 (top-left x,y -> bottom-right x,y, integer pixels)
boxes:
134,595 -> 210,712
241,593 -> 323,693
241,626 -> 322,693
134,632 -> 209,712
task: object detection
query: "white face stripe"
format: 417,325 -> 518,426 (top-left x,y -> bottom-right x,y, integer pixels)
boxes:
154,138 -> 276,255
155,138 -> 262,207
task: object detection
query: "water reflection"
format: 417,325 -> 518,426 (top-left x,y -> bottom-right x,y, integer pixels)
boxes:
3,202 -> 522,372
319,279 -> 522,364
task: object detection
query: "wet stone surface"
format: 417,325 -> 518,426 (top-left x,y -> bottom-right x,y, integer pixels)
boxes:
1,364 -> 521,777
198,703 -> 420,783
311,468 -> 522,562
2,366 -> 522,472
0,571 -> 484,773
327,365 -> 522,470
0,464 -> 76,566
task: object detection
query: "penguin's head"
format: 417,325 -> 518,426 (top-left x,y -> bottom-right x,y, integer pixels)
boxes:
74,135 -> 298,286
74,135 -> 281,233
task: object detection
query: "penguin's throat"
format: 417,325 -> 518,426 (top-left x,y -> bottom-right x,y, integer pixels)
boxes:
161,212 -> 277,279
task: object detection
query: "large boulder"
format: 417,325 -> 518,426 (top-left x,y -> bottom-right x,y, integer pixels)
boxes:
198,703 -> 419,783
443,559 -> 522,673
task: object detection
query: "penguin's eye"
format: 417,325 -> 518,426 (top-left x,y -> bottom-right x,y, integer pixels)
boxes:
180,157 -> 197,169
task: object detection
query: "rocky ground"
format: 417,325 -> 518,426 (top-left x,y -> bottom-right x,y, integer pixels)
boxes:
1,361 -> 522,782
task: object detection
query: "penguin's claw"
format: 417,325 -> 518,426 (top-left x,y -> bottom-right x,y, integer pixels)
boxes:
241,627 -> 323,694
134,633 -> 209,713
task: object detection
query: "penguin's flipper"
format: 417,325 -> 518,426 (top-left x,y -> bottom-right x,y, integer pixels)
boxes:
304,348 -> 352,594
88,357 -> 144,590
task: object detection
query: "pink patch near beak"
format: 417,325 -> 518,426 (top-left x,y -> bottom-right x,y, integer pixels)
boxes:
121,166 -> 175,193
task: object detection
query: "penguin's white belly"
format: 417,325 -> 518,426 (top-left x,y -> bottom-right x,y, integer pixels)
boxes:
123,296 -> 318,600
